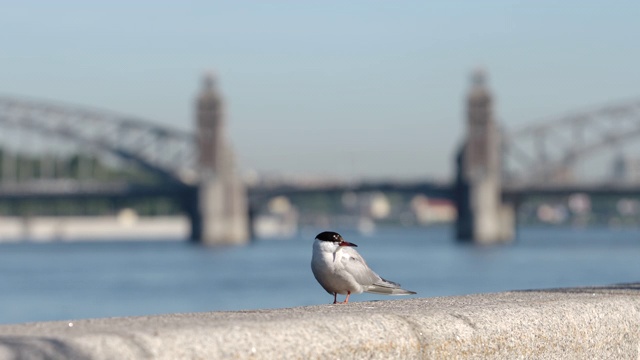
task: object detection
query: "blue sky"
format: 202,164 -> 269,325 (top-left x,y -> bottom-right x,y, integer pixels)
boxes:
1,1 -> 639,180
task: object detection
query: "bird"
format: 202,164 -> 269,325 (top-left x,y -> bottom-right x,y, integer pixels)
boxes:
311,231 -> 416,304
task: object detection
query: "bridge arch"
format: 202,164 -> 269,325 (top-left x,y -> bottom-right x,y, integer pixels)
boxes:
502,99 -> 640,184
0,96 -> 198,185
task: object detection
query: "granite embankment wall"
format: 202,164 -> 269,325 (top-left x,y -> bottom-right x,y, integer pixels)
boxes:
1,284 -> 639,359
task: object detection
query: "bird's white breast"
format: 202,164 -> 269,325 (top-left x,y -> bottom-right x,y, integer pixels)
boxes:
311,240 -> 365,294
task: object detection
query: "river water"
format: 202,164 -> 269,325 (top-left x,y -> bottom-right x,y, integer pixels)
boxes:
1,226 -> 639,324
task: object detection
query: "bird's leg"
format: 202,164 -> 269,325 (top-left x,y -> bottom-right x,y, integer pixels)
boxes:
341,291 -> 351,304
333,293 -> 338,304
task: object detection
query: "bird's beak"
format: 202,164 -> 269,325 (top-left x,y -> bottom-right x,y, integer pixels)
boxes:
339,241 -> 357,247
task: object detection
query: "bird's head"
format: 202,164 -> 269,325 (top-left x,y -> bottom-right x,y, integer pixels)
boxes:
315,231 -> 357,248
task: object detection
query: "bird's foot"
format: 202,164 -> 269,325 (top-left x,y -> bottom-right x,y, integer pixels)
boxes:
333,291 -> 351,305
331,291 -> 351,304
340,291 -> 351,304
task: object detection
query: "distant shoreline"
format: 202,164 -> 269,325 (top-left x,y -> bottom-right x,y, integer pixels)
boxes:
0,215 -> 189,242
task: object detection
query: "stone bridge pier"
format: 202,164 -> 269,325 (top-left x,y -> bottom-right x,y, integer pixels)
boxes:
190,73 -> 249,246
454,70 -> 514,245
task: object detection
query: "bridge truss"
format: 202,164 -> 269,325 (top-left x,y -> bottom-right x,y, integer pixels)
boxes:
0,96 -> 198,186
3,95 -> 640,194
502,99 -> 640,186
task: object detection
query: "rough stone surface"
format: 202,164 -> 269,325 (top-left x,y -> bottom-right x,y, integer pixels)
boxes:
1,284 -> 640,359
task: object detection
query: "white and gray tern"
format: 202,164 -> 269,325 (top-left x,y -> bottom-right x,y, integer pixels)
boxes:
311,231 -> 416,304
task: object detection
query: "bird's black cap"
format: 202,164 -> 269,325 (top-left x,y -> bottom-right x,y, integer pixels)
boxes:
315,231 -> 357,247
315,231 -> 343,242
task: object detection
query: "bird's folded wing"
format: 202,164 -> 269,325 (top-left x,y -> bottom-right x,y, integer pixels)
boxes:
339,248 -> 417,295
339,248 -> 381,286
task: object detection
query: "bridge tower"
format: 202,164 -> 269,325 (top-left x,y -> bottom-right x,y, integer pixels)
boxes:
454,69 -> 514,244
191,73 -> 249,245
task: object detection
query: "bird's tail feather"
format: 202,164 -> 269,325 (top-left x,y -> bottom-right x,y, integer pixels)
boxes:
366,287 -> 417,295
365,277 -> 417,295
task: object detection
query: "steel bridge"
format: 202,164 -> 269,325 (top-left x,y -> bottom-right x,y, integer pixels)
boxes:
503,98 -> 640,186
0,96 -> 198,186
2,92 -> 640,242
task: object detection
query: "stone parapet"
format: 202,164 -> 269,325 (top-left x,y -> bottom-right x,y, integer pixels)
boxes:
1,284 -> 639,359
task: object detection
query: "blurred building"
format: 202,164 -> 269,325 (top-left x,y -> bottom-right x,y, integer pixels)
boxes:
253,196 -> 298,239
340,191 -> 390,220
410,195 -> 456,224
